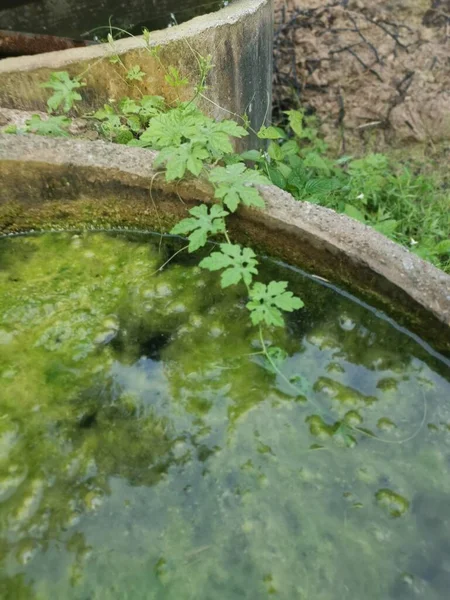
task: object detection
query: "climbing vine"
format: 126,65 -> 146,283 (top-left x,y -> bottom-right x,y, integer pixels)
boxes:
5,45 -> 305,380
1,38 -> 435,446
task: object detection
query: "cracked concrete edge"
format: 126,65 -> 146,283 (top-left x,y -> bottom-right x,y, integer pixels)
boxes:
0,133 -> 449,353
0,0 -> 273,149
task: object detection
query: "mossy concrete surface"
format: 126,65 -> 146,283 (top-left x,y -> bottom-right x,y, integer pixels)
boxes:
0,0 -> 273,149
1,133 -> 449,354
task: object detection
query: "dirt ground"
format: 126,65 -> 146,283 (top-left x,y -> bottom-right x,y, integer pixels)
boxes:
273,0 -> 450,156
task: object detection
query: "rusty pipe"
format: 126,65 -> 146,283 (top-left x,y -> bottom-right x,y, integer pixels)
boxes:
0,29 -> 96,57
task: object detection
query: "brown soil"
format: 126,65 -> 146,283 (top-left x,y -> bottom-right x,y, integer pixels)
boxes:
273,0 -> 450,154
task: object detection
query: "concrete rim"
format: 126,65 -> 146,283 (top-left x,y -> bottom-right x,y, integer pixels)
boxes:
0,0 -> 273,150
0,133 -> 449,355
0,0 -> 269,72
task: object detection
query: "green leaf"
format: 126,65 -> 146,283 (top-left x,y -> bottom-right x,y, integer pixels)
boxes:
199,243 -> 258,287
280,140 -> 300,157
257,125 -> 286,140
138,95 -> 165,120
412,245 -> 433,260
165,66 -> 188,88
335,155 -> 354,165
127,138 -> 148,147
304,177 -> 342,198
126,114 -> 142,133
434,239 -> 450,256
41,71 -> 85,113
118,97 -> 140,114
93,104 -> 116,120
240,149 -> 262,162
286,167 -> 308,196
140,107 -> 200,149
246,281 -> 304,328
267,167 -> 286,189
285,110 -> 304,138
93,105 -> 122,137
268,142 -> 284,162
190,119 -> 248,158
209,163 -> 269,213
2,124 -> 19,134
186,146 -> 210,177
25,114 -> 71,137
276,162 -> 292,180
216,120 -> 248,138
170,204 -> 228,252
344,204 -> 367,223
154,143 -> 209,181
197,125 -> 234,156
303,152 -> 332,174
126,65 -> 145,82
140,108 -> 245,166
373,219 -> 398,236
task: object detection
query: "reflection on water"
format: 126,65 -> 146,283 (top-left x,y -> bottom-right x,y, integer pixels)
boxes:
0,232 -> 449,600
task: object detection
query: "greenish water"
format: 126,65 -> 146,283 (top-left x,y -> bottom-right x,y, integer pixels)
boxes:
0,231 -> 449,600
1,0 -> 227,42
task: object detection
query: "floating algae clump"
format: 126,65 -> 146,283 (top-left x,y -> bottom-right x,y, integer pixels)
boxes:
0,231 -> 450,600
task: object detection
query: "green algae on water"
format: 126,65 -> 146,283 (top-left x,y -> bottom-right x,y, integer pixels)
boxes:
0,231 -> 450,600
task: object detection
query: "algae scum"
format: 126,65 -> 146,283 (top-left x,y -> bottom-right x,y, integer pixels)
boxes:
0,232 -> 450,600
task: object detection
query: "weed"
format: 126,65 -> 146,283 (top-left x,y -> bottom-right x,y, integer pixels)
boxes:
27,61 -> 305,361
1,35 -> 438,447
40,71 -> 86,113
255,110 -> 450,273
25,115 -> 71,137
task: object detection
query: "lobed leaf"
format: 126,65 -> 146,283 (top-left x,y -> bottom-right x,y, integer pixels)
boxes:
41,71 -> 85,113
209,164 -> 269,212
170,204 -> 228,252
257,125 -> 286,140
285,110 -> 304,138
126,65 -> 145,81
154,143 -> 209,181
25,114 -> 71,137
199,243 -> 258,288
165,66 -> 189,88
246,281 -> 304,327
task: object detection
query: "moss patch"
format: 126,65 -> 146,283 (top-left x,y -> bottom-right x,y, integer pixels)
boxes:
1,232 -> 449,599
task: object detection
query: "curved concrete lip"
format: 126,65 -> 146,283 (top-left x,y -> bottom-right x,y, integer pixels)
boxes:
0,133 -> 449,355
0,0 -> 273,148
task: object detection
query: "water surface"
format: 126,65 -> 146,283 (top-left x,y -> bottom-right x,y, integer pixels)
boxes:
0,0 -> 228,40
0,231 -> 449,600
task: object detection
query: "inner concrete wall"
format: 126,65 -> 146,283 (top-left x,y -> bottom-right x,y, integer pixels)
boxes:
0,0 -> 273,149
0,0 -> 224,39
1,133 -> 449,355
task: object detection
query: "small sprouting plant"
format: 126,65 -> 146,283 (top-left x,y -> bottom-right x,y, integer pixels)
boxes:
164,66 -> 189,88
170,204 -> 228,252
208,163 -> 267,212
126,65 -> 145,82
140,104 -> 248,180
40,71 -> 86,113
25,115 -> 71,137
199,243 -> 258,288
246,281 -> 304,327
